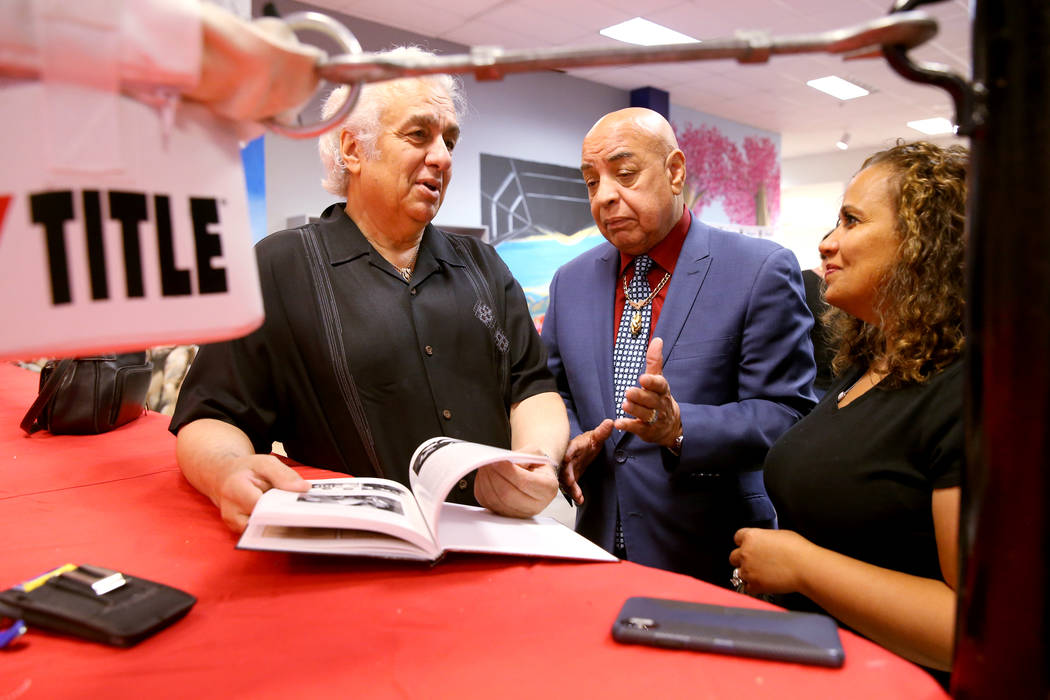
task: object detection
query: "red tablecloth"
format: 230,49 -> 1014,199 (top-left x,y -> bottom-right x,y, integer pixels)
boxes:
0,362 -> 947,699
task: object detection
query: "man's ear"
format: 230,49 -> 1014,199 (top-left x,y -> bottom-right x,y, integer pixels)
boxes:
666,149 -> 687,195
340,129 -> 362,174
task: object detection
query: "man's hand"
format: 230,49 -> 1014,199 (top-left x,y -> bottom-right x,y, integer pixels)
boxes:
560,419 -> 614,505
176,420 -> 311,533
211,454 -> 310,533
615,337 -> 682,448
188,4 -> 323,123
474,446 -> 559,518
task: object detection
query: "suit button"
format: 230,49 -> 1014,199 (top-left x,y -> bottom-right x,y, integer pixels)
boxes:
614,450 -> 627,463
410,287 -> 417,296
442,409 -> 452,420
458,479 -> 469,490
424,345 -> 433,356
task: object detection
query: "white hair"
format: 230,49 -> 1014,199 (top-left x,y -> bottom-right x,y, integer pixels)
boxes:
318,46 -> 467,196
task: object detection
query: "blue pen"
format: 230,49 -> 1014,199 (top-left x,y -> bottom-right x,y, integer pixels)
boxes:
0,618 -> 27,649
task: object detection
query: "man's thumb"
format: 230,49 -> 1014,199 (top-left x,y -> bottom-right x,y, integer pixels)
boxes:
265,460 -> 311,492
645,337 -> 664,375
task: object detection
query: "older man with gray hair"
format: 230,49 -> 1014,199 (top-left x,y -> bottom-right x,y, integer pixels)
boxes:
171,48 -> 567,532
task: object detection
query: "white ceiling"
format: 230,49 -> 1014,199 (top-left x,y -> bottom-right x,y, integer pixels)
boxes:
303,0 -> 971,159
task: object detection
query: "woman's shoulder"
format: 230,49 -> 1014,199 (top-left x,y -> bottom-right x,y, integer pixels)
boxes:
923,357 -> 965,393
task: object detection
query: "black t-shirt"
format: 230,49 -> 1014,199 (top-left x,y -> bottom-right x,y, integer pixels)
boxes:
170,204 -> 555,500
764,360 -> 963,582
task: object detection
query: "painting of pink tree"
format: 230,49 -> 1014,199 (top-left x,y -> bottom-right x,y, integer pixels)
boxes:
723,136 -> 781,226
674,123 -> 732,216
673,123 -> 780,227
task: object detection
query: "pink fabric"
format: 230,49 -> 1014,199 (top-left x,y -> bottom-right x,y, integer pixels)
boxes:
0,363 -> 947,699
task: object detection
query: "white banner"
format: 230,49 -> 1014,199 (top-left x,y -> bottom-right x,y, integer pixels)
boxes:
0,82 -> 263,360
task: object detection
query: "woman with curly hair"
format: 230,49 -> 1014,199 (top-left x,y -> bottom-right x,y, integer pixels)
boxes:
729,141 -> 968,679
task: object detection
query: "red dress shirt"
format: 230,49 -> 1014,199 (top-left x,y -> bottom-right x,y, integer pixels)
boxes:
614,205 -> 691,342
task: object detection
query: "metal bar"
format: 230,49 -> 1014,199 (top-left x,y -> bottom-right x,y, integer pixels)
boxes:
882,0 -> 983,136
0,9 -> 940,139
316,12 -> 937,86
883,45 -> 983,136
266,10 -> 935,137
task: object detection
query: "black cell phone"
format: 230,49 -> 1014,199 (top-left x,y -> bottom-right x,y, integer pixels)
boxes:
611,596 -> 845,668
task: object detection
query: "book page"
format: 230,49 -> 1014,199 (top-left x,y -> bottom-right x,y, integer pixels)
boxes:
237,526 -> 436,561
246,478 -> 440,559
436,504 -> 618,562
408,438 -> 555,535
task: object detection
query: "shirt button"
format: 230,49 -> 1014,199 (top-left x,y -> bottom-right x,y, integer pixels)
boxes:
614,449 -> 627,464
410,288 -> 417,296
442,409 -> 452,420
457,479 -> 469,490
424,345 -> 433,356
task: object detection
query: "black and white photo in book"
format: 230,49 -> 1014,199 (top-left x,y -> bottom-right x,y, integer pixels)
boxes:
297,491 -> 404,515
411,437 -> 458,475
360,483 -> 405,495
237,437 -> 618,565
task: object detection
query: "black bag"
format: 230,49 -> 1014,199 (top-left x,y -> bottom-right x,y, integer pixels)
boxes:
20,353 -> 153,435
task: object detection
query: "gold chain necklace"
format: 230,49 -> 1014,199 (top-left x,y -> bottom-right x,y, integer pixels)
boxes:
359,229 -> 420,282
623,268 -> 670,336
397,245 -> 419,282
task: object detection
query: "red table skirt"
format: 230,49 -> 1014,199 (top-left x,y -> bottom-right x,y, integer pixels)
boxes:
0,363 -> 946,699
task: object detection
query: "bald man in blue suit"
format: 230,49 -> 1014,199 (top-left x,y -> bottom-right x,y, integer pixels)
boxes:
542,108 -> 816,585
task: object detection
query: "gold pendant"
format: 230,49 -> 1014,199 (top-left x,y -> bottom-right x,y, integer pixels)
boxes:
630,310 -> 642,336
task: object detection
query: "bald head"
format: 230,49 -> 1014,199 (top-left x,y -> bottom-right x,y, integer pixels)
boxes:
580,108 -> 687,255
584,108 -> 680,159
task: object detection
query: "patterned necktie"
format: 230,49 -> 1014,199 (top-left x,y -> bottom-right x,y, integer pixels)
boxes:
611,254 -> 654,559
613,255 -> 653,419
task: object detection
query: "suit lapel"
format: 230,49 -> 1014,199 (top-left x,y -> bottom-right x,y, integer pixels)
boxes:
591,246 -> 618,421
653,219 -> 712,363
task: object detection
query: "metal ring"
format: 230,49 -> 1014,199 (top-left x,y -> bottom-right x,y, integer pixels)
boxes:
730,567 -> 746,592
647,408 -> 659,424
264,11 -> 365,139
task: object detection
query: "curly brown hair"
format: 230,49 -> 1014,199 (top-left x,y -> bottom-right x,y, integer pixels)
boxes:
826,140 -> 968,386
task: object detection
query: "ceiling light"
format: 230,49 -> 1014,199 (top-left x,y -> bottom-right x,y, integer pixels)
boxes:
906,117 -> 956,135
806,76 -> 870,101
836,133 -> 850,150
599,17 -> 700,46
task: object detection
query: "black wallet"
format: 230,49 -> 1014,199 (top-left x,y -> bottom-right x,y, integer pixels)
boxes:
0,564 -> 196,647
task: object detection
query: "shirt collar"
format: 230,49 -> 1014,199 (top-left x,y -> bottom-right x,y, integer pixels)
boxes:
618,204 -> 691,275
315,203 -> 368,265
314,203 -> 465,269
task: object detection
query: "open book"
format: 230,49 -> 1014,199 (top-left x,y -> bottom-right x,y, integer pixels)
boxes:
238,437 -> 618,564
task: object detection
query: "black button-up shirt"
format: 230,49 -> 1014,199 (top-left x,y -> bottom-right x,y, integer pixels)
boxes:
171,204 -> 555,502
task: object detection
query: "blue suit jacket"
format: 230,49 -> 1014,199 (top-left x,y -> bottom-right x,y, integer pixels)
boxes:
542,218 -> 817,583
